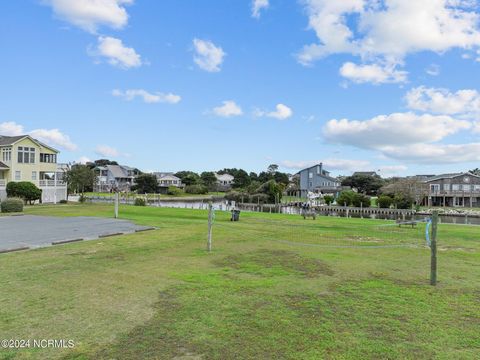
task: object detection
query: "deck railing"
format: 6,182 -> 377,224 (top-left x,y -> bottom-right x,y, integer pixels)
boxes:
39,180 -> 66,187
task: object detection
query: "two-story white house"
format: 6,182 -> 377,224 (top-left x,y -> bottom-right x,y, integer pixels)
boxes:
0,134 -> 67,203
215,173 -> 234,191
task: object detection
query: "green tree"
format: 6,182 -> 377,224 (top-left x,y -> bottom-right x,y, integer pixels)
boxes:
337,190 -> 357,206
64,165 -> 96,196
134,173 -> 158,194
267,164 -> 279,175
175,171 -> 200,186
200,171 -> 217,190
341,174 -> 384,195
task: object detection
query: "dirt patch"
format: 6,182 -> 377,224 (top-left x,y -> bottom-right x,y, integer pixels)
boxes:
213,249 -> 334,278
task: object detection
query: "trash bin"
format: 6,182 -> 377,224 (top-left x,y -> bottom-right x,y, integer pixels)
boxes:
231,209 -> 241,221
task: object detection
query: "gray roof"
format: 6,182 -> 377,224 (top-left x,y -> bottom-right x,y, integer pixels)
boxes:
107,165 -> 130,178
424,172 -> 479,182
0,135 -> 26,146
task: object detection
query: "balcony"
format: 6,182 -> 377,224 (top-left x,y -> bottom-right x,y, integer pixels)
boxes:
429,190 -> 480,197
39,180 -> 66,188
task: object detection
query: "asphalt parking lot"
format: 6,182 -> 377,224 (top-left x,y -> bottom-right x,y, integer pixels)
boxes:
0,215 -> 153,252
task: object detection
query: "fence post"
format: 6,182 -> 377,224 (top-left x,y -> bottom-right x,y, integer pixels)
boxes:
207,202 -> 213,252
430,210 -> 439,286
114,192 -> 119,219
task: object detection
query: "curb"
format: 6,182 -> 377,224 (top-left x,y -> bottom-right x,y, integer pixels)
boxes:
52,238 -> 84,246
98,232 -> 124,238
0,246 -> 30,254
135,227 -> 156,233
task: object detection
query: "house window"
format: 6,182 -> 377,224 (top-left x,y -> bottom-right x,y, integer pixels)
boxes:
18,147 -> 35,164
443,184 -> 450,191
474,185 -> 480,191
452,184 -> 460,191
2,148 -> 11,162
309,172 -> 313,179
15,171 -> 21,180
40,153 -> 57,163
32,171 -> 37,180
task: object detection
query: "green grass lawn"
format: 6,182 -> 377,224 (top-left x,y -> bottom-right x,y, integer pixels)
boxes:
0,204 -> 479,359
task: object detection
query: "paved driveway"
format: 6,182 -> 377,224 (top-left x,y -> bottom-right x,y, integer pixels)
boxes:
0,215 -> 153,252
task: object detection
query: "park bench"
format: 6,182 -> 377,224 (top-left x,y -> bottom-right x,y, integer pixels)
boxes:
396,219 -> 417,228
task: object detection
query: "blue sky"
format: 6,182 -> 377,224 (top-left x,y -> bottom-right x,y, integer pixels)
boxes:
1,0 -> 480,176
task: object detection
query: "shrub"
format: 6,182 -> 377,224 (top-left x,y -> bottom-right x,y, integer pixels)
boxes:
336,190 -> 357,206
1,198 -> 24,213
393,194 -> 414,209
79,195 -> 87,203
185,184 -> 208,195
324,195 -> 334,205
6,181 -> 42,204
134,197 -> 146,206
378,195 -> 393,209
59,199 -> 68,204
352,193 -> 371,208
167,186 -> 183,196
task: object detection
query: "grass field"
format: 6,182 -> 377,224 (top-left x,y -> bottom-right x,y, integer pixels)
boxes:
0,204 -> 479,359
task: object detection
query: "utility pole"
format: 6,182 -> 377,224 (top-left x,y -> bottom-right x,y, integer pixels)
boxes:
430,210 -> 438,286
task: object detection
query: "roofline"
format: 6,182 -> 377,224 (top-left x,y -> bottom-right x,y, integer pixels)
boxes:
1,135 -> 60,153
424,172 -> 480,182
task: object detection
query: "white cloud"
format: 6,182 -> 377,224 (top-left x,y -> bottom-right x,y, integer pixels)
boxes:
382,143 -> 480,163
425,64 -> 441,76
255,104 -> 293,120
0,121 -> 24,136
378,165 -> 408,176
112,89 -> 181,104
192,38 -> 226,72
95,145 -> 120,157
45,0 -> 133,33
212,100 -> 243,117
405,86 -> 480,115
77,156 -> 92,164
340,61 -> 407,84
94,36 -> 142,69
30,128 -> 78,151
252,0 -> 269,18
323,112 -> 470,149
298,0 -> 480,83
0,122 -> 77,151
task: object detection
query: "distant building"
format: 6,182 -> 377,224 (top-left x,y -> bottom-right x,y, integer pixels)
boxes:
94,164 -> 139,192
423,172 -> 480,207
0,134 -> 67,203
215,173 -> 234,191
298,163 -> 341,197
352,171 -> 378,177
153,172 -> 183,193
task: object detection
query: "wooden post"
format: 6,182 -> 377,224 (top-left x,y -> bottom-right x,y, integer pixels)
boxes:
430,210 -> 438,286
114,192 -> 119,219
207,202 -> 213,252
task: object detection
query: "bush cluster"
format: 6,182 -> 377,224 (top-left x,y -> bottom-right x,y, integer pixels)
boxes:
134,198 -> 146,206
377,195 -> 393,209
1,198 -> 24,213
167,186 -> 183,196
6,182 -> 42,204
336,190 -> 371,208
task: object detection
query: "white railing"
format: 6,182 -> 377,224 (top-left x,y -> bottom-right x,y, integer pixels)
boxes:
39,180 -> 66,187
0,179 -> 5,187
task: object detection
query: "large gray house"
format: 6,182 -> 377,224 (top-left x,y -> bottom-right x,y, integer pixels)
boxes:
94,164 -> 139,192
423,172 -> 480,207
298,163 -> 341,197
